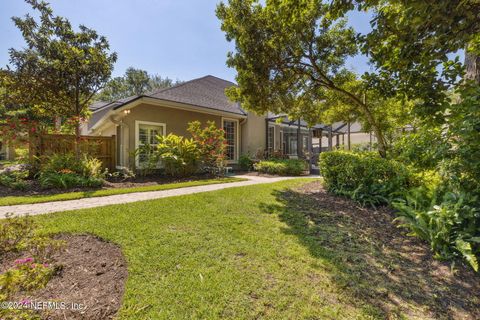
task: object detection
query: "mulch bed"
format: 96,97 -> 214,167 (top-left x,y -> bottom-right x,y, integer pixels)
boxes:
0,174 -> 218,197
282,181 -> 480,320
1,234 -> 127,320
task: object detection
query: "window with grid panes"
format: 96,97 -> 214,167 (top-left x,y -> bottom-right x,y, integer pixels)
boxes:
223,120 -> 236,160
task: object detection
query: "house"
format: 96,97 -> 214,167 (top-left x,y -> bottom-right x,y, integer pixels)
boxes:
84,75 -> 373,170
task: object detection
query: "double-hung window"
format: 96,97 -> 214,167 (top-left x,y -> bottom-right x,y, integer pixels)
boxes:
135,121 -> 165,167
223,119 -> 237,161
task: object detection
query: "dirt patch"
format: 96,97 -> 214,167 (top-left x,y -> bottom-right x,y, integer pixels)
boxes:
272,180 -> 480,320
2,234 -> 127,320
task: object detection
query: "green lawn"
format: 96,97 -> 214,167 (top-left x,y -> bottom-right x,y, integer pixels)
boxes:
0,177 -> 246,206
33,179 -> 478,320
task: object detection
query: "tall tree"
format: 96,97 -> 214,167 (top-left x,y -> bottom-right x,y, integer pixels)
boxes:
217,0 -> 389,156
330,0 -> 480,116
96,67 -> 180,102
2,0 -> 117,158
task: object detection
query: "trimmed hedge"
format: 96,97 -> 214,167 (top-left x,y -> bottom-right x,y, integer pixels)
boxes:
319,151 -> 413,206
254,159 -> 307,176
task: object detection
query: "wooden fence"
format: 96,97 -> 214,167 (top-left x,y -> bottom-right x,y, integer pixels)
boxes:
31,134 -> 116,171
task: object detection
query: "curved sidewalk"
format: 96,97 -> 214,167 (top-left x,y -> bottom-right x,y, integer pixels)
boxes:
0,175 -> 313,218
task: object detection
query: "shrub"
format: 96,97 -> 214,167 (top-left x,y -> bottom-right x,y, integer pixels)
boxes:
0,215 -> 64,318
238,154 -> 254,171
254,159 -> 307,176
319,151 -> 413,206
0,214 -> 35,256
0,169 -> 28,190
154,133 -> 199,177
38,153 -> 105,189
108,166 -> 136,181
188,121 -> 226,174
394,190 -> 479,271
390,127 -> 448,171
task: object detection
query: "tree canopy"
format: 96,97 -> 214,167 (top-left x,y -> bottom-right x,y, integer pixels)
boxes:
217,0 -> 393,156
331,0 -> 480,116
0,0 -> 117,156
96,67 -> 182,102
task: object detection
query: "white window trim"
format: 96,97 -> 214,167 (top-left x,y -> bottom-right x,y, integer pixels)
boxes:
221,117 -> 240,163
268,124 -> 276,150
134,120 -> 166,167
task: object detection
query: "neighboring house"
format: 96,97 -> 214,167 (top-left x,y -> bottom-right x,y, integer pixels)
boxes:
83,75 -> 372,169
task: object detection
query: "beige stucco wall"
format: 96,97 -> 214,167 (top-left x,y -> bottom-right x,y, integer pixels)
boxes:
241,112 -> 266,156
96,103 -> 250,167
124,103 -> 224,167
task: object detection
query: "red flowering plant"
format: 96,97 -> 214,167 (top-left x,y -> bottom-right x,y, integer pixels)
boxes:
0,116 -> 43,144
187,121 -> 227,173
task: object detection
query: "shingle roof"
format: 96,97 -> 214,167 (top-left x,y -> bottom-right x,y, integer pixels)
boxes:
88,75 -> 245,130
145,75 -> 245,115
88,95 -> 141,129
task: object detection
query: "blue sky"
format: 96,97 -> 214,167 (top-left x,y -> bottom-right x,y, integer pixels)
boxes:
0,0 -> 373,83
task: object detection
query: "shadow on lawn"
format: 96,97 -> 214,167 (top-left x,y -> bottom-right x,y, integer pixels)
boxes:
260,181 -> 480,320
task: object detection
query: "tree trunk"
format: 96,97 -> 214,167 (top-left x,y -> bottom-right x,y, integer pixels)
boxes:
465,51 -> 480,84
74,121 -> 81,160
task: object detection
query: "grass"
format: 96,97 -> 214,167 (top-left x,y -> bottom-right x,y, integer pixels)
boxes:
31,179 -> 479,319
32,179 -> 374,319
0,177 -> 246,206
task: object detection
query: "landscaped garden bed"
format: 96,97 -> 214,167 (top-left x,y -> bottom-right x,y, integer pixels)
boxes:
0,216 -> 127,320
0,176 -> 245,206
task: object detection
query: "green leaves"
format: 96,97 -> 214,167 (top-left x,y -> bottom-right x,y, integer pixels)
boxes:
96,68 -> 181,102
456,239 -> 478,272
2,0 -> 116,127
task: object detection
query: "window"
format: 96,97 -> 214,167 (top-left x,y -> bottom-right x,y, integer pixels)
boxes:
223,119 -> 237,161
267,126 -> 275,151
135,121 -> 165,166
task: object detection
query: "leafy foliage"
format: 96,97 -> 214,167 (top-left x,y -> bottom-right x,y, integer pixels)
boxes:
238,154 -> 254,171
0,169 -> 29,190
0,215 -> 64,319
394,190 -> 479,271
319,151 -> 413,207
1,0 -> 116,158
391,127 -> 448,171
216,0 -> 390,156
38,153 -> 105,189
96,67 -> 182,102
153,134 -> 199,177
187,121 -> 227,173
254,159 -> 307,176
330,0 -> 480,114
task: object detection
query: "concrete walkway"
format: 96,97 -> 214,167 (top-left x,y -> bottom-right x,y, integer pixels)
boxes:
0,175 -> 316,218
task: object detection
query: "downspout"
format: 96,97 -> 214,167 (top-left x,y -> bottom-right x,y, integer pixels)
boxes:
239,117 -> 247,156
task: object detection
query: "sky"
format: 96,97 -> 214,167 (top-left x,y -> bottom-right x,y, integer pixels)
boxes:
0,0 -> 374,83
